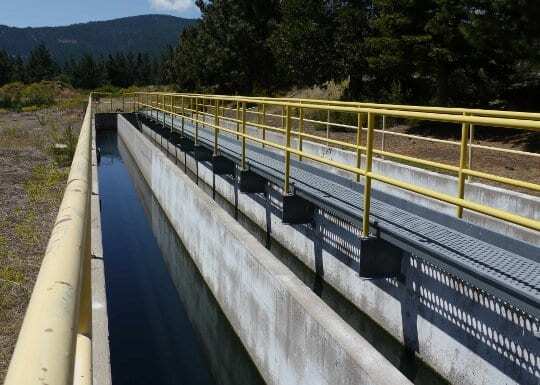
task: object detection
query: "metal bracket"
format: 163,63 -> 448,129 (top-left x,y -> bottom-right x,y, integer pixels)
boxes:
359,235 -> 402,278
282,194 -> 315,224
178,137 -> 195,152
239,169 -> 267,193
193,145 -> 213,161
212,155 -> 236,175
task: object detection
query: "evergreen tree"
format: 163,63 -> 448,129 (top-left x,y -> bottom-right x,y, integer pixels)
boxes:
174,0 -> 280,93
365,0 -> 431,103
269,0 -> 334,88
25,43 -> 58,83
331,0 -> 371,99
72,54 -> 103,89
10,56 -> 25,83
0,50 -> 12,85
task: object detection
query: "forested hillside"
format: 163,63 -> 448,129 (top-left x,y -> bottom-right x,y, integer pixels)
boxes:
0,15 -> 195,62
1,1 -> 539,111
173,0 -> 540,110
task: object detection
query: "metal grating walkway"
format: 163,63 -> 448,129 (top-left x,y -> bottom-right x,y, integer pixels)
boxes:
139,110 -> 540,319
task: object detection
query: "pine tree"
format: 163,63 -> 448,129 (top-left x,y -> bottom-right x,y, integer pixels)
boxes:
72,54 -> 103,89
365,0 -> 432,103
174,0 -> 280,93
0,50 -> 12,86
25,44 -> 58,83
269,0 -> 334,88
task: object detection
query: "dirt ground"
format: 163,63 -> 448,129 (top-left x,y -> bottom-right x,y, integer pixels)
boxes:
0,106 -> 84,382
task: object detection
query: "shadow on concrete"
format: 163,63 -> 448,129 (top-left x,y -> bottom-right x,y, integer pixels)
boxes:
135,113 -> 540,385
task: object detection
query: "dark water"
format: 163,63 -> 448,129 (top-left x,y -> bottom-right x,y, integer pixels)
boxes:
97,130 -> 265,385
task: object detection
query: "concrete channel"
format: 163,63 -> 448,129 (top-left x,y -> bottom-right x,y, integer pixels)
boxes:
91,113 -> 540,385
111,115 -> 415,384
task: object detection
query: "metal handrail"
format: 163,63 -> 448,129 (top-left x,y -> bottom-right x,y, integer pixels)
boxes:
132,92 -> 540,234
5,97 -> 93,385
141,92 -> 540,162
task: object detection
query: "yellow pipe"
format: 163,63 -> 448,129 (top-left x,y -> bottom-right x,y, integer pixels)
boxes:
262,103 -> 266,149
457,113 -> 470,218
356,112 -> 363,182
5,97 -> 92,385
241,102 -> 247,168
299,106 -> 304,161
236,101 -> 240,140
214,99 -> 219,154
362,113 -> 375,237
284,105 -> 292,194
73,334 -> 92,385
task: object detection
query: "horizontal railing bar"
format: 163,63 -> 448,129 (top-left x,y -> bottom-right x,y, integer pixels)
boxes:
137,96 -> 540,231
139,101 -> 540,194
179,99 -> 540,158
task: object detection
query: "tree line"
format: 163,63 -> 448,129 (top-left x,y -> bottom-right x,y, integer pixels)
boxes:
0,43 -> 173,90
1,1 -> 539,110
172,0 -> 540,110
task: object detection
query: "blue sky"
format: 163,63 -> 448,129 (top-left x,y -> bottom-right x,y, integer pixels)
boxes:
0,0 -> 200,28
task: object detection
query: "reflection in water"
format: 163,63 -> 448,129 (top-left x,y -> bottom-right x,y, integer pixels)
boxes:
98,130 -> 265,385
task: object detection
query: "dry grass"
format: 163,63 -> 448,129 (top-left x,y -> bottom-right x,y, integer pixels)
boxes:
0,106 -> 82,383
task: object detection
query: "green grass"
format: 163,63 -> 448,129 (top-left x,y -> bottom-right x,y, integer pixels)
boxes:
0,81 -> 85,111
25,164 -> 68,203
0,267 -> 24,285
0,235 -> 7,260
14,211 -> 38,247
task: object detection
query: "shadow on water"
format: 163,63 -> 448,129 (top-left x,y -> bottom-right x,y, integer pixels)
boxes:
97,129 -> 265,385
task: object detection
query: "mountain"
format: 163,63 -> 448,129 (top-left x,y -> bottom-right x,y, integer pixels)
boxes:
0,15 -> 197,62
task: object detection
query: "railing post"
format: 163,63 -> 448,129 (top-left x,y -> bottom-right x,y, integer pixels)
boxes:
298,106 -> 304,161
282,105 -> 286,133
326,106 -> 330,144
457,113 -> 470,218
381,115 -> 386,154
241,102 -> 247,168
122,94 -> 125,112
356,112 -> 363,182
195,97 -> 199,144
181,96 -> 185,136
214,99 -> 219,154
171,95 -> 175,133
362,112 -> 375,237
284,105 -> 292,194
236,101 -> 240,140
162,95 -> 166,128
262,103 -> 266,149
468,123 -> 474,180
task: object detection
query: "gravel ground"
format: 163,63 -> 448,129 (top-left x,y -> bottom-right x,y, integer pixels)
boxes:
0,107 -> 83,383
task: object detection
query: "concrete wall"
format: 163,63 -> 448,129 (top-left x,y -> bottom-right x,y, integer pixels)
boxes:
125,115 -> 540,385
90,123 -> 112,385
120,139 -> 266,385
118,116 -> 412,385
95,113 -> 118,131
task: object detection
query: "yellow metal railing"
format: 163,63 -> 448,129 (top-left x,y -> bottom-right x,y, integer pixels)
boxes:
5,97 -> 94,385
126,92 -> 540,234
174,92 -> 540,163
